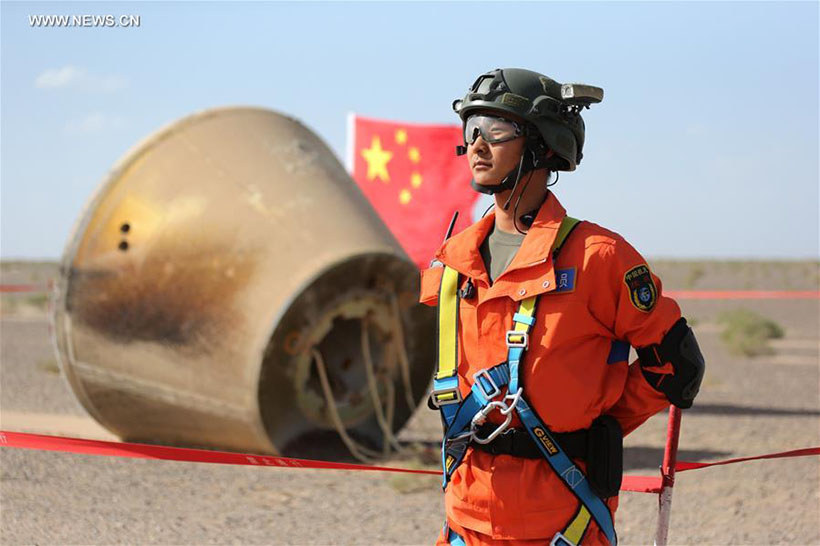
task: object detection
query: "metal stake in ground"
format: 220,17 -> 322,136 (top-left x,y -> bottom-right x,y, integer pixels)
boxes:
655,406 -> 682,546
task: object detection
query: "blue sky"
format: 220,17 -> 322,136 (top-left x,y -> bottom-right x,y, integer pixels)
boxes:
2,1 -> 818,259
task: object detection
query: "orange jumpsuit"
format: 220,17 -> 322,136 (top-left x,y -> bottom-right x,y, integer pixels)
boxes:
420,193 -> 679,545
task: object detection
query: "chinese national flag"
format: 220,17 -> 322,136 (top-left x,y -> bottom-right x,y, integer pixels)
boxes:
348,114 -> 479,269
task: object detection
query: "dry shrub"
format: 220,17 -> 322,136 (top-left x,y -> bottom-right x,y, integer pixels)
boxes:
37,358 -> 61,374
25,293 -> 49,310
718,308 -> 784,357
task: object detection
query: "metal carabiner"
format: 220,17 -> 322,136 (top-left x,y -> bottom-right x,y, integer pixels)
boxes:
471,400 -> 506,427
449,429 -> 475,442
469,401 -> 513,445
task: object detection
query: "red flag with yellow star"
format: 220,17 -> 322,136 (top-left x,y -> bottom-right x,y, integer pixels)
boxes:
348,114 -> 478,268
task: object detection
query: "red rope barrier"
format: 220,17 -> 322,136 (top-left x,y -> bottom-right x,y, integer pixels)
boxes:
0,284 -> 49,293
676,446 -> 820,471
0,430 -> 435,475
2,431 -> 817,494
3,284 -> 819,299
666,290 -> 820,300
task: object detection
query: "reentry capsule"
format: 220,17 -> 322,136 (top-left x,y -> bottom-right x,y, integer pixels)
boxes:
51,107 -> 435,457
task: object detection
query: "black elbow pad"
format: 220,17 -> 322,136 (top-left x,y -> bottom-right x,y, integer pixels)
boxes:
637,318 -> 706,409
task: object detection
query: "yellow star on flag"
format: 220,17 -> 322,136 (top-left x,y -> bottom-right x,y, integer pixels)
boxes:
410,172 -> 422,188
399,189 -> 412,205
361,136 -> 393,182
395,129 -> 408,145
408,147 -> 421,163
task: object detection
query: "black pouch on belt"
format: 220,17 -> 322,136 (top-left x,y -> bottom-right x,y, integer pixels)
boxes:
586,414 -> 623,498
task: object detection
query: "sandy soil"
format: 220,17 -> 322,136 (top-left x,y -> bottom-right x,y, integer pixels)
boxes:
1,261 -> 818,545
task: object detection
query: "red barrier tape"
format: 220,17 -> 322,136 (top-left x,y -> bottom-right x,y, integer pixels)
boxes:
0,431 -> 435,475
666,291 -> 820,300
3,284 -> 818,299
0,284 -> 49,293
621,475 -> 663,494
675,447 -> 820,472
0,430 -> 658,492
3,431 -> 818,494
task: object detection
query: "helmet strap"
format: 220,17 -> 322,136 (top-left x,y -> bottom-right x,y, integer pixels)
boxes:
501,139 -> 548,210
501,153 -> 527,210
510,170 -> 536,234
469,152 -> 525,196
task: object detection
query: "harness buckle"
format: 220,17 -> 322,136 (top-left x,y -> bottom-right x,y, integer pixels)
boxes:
506,330 -> 529,349
501,387 -> 523,415
549,532 -> 576,546
430,385 -> 463,407
472,369 -> 502,401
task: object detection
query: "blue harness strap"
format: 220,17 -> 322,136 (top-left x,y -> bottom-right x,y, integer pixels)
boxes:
439,363 -> 511,486
444,364 -> 511,437
507,295 -> 618,545
505,295 -> 617,545
514,401 -> 617,545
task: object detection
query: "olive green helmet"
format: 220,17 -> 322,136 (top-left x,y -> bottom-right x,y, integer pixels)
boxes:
453,68 -> 603,172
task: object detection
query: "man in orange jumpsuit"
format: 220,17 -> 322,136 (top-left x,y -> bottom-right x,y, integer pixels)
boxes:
420,68 -> 705,546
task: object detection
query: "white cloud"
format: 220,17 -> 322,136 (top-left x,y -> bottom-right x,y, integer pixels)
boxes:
35,65 -> 127,92
64,113 -> 127,135
35,65 -> 84,88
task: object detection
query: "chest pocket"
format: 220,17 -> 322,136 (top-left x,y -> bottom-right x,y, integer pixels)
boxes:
457,278 -> 478,338
456,278 -> 500,371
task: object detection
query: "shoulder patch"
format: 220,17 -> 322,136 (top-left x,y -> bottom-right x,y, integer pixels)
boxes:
624,264 -> 657,312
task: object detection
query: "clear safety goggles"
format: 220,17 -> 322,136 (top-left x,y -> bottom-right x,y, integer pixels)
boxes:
463,114 -> 523,145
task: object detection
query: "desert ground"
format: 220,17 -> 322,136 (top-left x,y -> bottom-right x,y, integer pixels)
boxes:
1,260 -> 818,545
